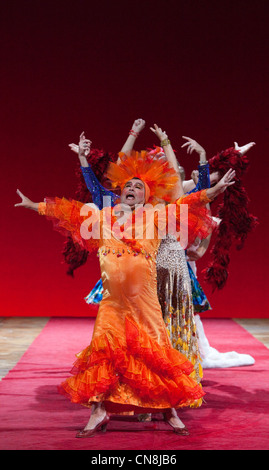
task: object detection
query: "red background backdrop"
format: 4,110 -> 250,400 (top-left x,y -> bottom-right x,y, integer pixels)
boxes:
1,0 -> 268,318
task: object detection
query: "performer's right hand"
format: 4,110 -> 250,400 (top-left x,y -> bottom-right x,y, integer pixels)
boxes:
68,143 -> 79,154
131,118 -> 145,134
14,189 -> 38,211
79,132 -> 92,157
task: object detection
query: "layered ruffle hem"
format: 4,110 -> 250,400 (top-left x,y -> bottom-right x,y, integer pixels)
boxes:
59,316 -> 205,413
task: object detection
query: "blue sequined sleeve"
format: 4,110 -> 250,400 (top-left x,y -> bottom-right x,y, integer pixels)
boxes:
81,165 -> 118,209
185,162 -> 211,312
187,163 -> 210,194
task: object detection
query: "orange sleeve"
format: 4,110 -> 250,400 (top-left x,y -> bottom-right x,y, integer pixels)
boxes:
154,189 -> 215,248
176,189 -> 212,207
38,202 -> 46,215
38,197 -> 101,252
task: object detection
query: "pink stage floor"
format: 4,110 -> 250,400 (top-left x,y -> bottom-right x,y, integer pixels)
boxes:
1,317 -> 269,450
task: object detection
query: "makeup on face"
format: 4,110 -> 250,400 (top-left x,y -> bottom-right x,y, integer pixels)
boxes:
121,178 -> 145,207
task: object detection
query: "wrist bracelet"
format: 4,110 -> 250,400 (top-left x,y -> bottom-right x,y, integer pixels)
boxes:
160,138 -> 171,147
129,129 -> 139,138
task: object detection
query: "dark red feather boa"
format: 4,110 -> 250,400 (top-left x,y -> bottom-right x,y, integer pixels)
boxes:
203,148 -> 258,290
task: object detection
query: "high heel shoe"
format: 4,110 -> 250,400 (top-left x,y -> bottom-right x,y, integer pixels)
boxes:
164,413 -> 189,436
76,414 -> 110,438
138,413 -> 152,422
166,421 -> 189,436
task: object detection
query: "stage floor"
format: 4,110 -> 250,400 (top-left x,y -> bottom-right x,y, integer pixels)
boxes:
1,316 -> 269,450
1,316 -> 269,381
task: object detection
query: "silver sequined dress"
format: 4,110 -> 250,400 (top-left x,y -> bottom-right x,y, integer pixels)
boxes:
156,234 -> 202,384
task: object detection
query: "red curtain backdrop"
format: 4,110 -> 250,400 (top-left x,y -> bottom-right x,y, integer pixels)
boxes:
1,0 -> 268,318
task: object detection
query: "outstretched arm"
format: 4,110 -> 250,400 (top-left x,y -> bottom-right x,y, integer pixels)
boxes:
181,137 -> 210,193
15,189 -> 100,252
150,124 -> 184,199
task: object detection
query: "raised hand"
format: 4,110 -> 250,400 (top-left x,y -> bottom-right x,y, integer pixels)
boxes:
131,118 -> 146,135
150,123 -> 168,142
234,141 -> 256,155
181,136 -> 206,159
78,132 -> 92,157
216,168 -> 236,193
69,132 -> 92,156
68,143 -> 79,154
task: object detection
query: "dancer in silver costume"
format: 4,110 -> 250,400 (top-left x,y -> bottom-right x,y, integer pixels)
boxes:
156,235 -> 202,380
150,125 -> 206,385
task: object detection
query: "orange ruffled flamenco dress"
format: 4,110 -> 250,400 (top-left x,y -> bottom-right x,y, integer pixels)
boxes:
38,189 -> 214,413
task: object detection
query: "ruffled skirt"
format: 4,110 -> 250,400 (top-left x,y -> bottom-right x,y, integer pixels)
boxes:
59,316 -> 204,412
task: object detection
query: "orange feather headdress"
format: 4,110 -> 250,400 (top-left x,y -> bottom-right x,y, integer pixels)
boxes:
105,150 -> 179,205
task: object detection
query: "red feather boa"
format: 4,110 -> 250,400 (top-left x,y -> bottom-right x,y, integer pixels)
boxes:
203,148 -> 258,290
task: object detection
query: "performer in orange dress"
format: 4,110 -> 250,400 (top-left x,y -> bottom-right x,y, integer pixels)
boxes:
15,146 -> 235,437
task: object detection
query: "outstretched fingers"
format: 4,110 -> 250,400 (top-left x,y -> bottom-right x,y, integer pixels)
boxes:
69,143 -> 79,153
14,189 -> 25,207
223,168 -> 236,186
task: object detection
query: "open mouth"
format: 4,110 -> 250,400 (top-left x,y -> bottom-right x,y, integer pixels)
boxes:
126,194 -> 135,200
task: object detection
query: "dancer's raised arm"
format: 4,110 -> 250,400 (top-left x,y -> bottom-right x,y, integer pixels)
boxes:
181,136 -> 207,164
69,119 -> 145,165
181,137 -> 209,193
69,131 -> 91,167
15,188 -> 100,253
119,118 -> 145,159
70,132 -> 119,209
150,123 -> 184,199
